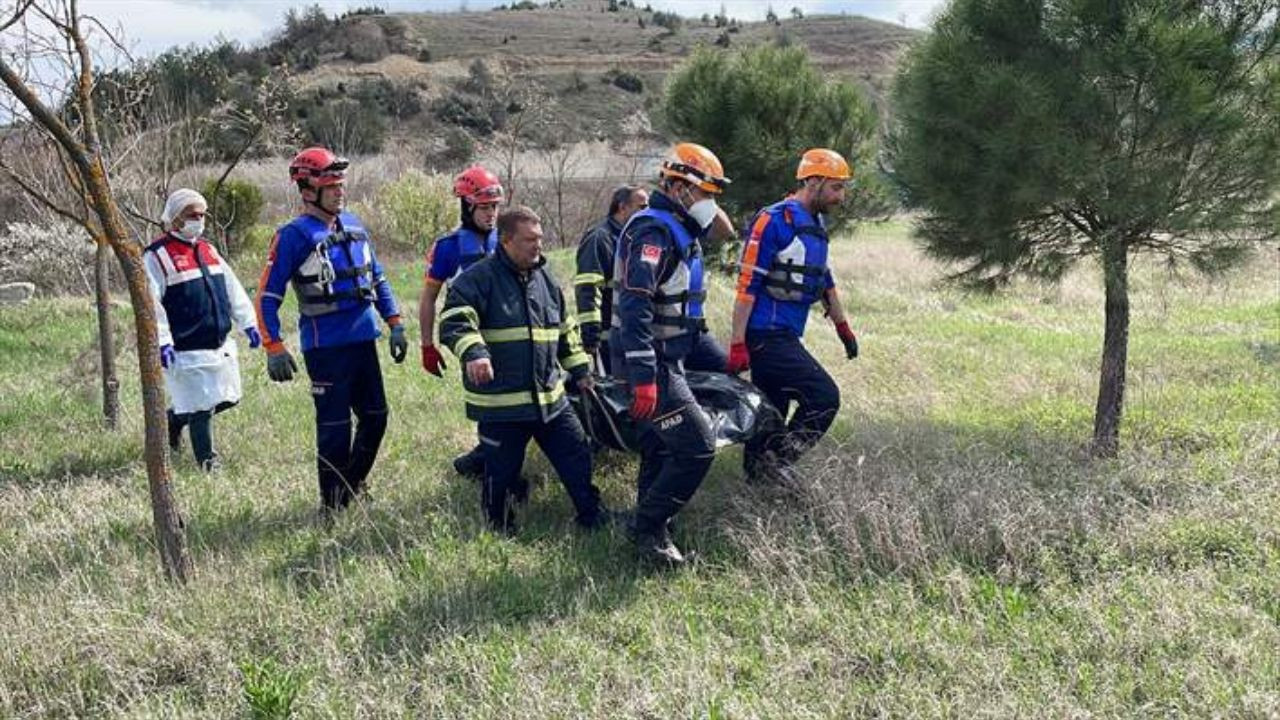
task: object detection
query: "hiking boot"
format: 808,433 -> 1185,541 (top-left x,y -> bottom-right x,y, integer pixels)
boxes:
628,521 -> 692,566
452,447 -> 485,480
198,454 -> 222,473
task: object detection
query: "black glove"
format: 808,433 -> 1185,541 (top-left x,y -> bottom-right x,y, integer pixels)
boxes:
267,349 -> 298,382
580,321 -> 601,354
388,324 -> 408,364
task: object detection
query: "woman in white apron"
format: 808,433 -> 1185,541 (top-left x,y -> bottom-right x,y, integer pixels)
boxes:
143,189 -> 260,471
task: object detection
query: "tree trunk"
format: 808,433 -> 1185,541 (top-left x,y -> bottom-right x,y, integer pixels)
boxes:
112,243 -> 192,582
1092,237 -> 1130,457
94,237 -> 120,429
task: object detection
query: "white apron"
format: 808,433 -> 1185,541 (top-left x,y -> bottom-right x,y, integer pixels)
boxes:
164,335 -> 243,415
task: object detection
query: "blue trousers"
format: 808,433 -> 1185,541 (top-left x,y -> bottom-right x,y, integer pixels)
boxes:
743,330 -> 841,471
477,409 -> 604,530
303,341 -> 388,509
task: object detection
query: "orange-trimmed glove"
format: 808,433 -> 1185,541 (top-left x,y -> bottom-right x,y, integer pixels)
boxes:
727,342 -> 750,374
630,382 -> 658,420
421,344 -> 447,377
836,321 -> 858,359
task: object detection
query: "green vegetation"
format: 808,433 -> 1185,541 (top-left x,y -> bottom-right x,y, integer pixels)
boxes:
662,44 -> 887,232
201,178 -> 266,256
1,225 -> 1276,716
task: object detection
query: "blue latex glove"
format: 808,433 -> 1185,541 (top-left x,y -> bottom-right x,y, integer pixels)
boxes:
244,326 -> 262,349
160,344 -> 176,369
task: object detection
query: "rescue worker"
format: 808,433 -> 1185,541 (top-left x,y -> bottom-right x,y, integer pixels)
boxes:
256,147 -> 408,514
419,166 -> 502,479
439,206 -> 610,534
573,184 -> 648,374
144,188 -> 260,471
612,142 -> 729,565
727,148 -> 860,481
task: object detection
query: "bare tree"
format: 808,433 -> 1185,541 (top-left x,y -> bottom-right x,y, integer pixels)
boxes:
0,0 -> 191,581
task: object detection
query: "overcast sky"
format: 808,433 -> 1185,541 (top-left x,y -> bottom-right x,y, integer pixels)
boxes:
78,0 -> 945,58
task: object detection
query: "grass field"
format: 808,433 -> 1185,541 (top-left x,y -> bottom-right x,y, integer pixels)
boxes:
1,221 -> 1277,718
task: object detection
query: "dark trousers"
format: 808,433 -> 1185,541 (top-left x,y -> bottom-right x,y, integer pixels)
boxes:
685,329 -> 727,373
477,409 -> 603,529
632,361 -> 716,535
743,330 -> 840,471
303,341 -> 388,509
167,400 -> 236,464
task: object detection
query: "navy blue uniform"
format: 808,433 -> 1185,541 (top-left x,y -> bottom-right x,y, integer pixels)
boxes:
611,192 -> 717,536
440,245 -> 604,530
735,198 -> 841,473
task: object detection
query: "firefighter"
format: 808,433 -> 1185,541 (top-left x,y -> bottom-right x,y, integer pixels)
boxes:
612,142 -> 729,565
439,206 -> 610,534
573,184 -> 648,374
419,166 -> 503,479
144,188 -> 260,471
727,148 -> 860,481
256,147 -> 408,515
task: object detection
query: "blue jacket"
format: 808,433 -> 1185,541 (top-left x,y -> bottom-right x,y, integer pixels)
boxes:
439,245 -> 591,423
735,198 -> 835,337
425,225 -> 497,286
256,211 -> 400,353
611,191 -> 707,386
145,235 -> 234,351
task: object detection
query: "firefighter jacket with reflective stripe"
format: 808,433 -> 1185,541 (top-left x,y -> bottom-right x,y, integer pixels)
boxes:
611,191 -> 708,387
425,225 -> 498,285
256,211 -> 400,352
439,244 -> 592,424
144,234 -> 241,351
573,215 -> 621,330
735,197 -> 836,338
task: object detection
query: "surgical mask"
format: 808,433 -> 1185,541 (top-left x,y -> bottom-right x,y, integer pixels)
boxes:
178,219 -> 204,240
686,197 -> 718,229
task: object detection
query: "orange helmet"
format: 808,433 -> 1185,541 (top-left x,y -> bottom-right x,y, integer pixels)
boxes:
659,142 -> 729,194
289,147 -> 349,188
453,166 -> 504,205
796,148 -> 851,181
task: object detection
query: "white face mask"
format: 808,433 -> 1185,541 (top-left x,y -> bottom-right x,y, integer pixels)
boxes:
178,219 -> 204,240
686,197 -> 718,230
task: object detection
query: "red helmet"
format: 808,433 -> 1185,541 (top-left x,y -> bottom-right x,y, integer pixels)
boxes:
289,147 -> 349,188
453,165 -> 504,204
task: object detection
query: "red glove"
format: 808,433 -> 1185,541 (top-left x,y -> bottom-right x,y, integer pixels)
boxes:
835,321 -> 858,359
630,382 -> 658,419
726,342 -> 750,374
421,344 -> 448,377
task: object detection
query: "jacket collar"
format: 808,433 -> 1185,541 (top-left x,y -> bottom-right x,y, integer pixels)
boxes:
495,243 -> 546,277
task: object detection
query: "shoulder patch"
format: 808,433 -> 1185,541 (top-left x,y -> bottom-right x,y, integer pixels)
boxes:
641,244 -> 662,265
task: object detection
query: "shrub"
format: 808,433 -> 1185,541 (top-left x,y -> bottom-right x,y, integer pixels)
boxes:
303,98 -> 388,154
652,11 -> 681,31
0,220 -> 94,296
440,127 -> 476,167
433,92 -> 495,135
606,69 -> 643,93
374,169 -> 457,253
200,178 -> 265,256
343,20 -> 390,63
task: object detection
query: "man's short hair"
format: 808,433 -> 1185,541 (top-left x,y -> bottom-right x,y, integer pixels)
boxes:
497,205 -> 541,242
608,185 -> 642,216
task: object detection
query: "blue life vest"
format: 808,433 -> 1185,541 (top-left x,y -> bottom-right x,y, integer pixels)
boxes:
455,226 -> 497,276
288,213 -> 377,317
145,235 -> 233,351
759,201 -> 829,305
612,207 -> 706,342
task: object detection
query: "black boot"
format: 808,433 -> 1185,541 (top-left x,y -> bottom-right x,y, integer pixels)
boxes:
167,410 -> 185,452
628,519 -> 691,566
452,445 -> 486,480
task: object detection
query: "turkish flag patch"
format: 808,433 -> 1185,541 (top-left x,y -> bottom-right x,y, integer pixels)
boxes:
640,244 -> 661,265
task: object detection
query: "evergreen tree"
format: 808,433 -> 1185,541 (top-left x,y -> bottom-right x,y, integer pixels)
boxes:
888,0 -> 1280,455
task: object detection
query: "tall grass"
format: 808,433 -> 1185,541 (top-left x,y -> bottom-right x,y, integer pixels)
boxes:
1,224 -> 1276,717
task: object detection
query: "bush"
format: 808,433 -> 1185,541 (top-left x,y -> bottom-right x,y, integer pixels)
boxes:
373,169 -> 458,253
440,127 -> 476,167
652,11 -> 681,31
0,220 -> 94,296
200,178 -> 265,257
343,20 -> 390,63
303,98 -> 389,154
433,92 -> 495,135
605,69 -> 643,93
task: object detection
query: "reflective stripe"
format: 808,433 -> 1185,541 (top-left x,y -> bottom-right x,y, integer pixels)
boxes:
562,352 -> 591,370
573,272 -> 606,285
455,333 -> 485,358
577,309 -> 602,323
480,327 -> 561,343
465,384 -> 565,408
439,305 -> 480,326
626,349 -> 655,359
